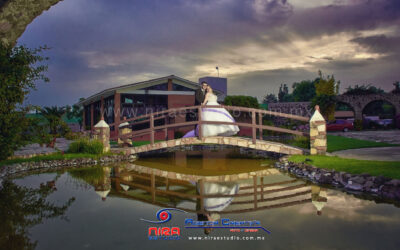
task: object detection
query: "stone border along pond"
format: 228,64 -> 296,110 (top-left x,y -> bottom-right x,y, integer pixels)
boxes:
0,154 -> 135,179
276,156 -> 400,202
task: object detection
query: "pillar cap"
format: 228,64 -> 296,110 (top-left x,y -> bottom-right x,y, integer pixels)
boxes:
310,106 -> 325,122
94,120 -> 109,128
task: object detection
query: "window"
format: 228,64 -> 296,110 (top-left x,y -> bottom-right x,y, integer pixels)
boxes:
139,83 -> 168,90
172,83 -> 193,91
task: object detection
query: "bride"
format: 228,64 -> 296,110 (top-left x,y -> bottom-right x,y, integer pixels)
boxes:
200,86 -> 240,137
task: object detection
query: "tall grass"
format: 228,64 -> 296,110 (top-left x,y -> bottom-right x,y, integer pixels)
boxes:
68,138 -> 103,154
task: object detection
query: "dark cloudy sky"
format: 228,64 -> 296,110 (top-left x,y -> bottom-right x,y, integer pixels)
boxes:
18,0 -> 400,106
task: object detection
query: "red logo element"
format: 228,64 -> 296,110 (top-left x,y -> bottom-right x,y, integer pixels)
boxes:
148,227 -> 181,236
159,211 -> 169,221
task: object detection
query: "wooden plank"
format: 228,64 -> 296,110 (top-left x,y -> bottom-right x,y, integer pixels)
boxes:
252,111 -> 256,144
150,114 -> 154,145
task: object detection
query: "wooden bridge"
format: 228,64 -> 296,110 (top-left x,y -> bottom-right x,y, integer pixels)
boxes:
94,105 -> 327,155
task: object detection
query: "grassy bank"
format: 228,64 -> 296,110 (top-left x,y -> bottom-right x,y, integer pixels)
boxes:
326,135 -> 398,152
288,155 -> 400,179
0,152 -> 118,167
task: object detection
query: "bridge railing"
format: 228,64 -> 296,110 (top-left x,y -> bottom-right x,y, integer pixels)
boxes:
109,105 -> 310,145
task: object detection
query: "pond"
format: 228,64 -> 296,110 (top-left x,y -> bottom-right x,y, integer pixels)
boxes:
1,148 -> 400,250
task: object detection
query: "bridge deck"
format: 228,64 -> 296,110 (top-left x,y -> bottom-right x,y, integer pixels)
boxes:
112,136 -> 305,156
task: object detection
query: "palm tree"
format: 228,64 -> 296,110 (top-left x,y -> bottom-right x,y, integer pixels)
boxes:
41,106 -> 67,135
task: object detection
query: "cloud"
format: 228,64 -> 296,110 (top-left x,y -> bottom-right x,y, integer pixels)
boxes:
15,0 -> 400,106
350,34 -> 400,55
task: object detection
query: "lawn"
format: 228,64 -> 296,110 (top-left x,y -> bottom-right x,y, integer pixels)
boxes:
288,155 -> 400,179
0,152 -> 118,167
326,135 -> 398,152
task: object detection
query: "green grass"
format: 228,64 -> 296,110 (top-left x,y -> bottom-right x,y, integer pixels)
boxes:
288,155 -> 400,179
132,140 -> 163,147
0,152 -> 117,167
326,135 -> 399,152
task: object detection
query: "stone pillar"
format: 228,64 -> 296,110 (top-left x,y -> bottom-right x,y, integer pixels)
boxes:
309,105 -> 327,155
94,119 -> 110,153
118,117 -> 132,147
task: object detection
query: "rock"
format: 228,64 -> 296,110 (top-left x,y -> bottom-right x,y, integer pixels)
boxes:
385,179 -> 400,187
349,176 -> 366,185
345,182 -> 364,191
363,180 -> 375,192
339,172 -> 352,186
374,176 -> 392,186
379,184 -> 400,200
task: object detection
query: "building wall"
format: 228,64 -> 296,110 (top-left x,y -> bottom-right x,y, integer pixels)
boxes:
167,94 -> 195,109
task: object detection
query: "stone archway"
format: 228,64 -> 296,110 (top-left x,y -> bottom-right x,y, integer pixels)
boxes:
0,0 -> 63,45
336,93 -> 400,120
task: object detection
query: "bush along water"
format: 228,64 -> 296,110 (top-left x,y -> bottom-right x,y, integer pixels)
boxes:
67,138 -> 103,155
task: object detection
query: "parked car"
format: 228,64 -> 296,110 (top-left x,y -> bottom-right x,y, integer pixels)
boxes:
327,119 -> 354,132
377,119 -> 393,128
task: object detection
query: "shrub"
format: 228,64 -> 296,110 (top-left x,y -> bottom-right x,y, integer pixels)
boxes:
354,119 -> 363,131
64,131 -> 83,140
68,138 -> 103,154
290,135 -> 310,149
174,131 -> 184,139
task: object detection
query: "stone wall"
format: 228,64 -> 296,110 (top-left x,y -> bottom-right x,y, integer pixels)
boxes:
268,102 -> 312,117
0,154 -> 135,179
276,157 -> 400,202
336,93 -> 400,120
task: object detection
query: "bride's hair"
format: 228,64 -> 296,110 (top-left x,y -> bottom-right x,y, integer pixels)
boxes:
206,85 -> 213,93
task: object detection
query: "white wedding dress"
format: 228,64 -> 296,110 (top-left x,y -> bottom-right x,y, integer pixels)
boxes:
201,93 -> 240,137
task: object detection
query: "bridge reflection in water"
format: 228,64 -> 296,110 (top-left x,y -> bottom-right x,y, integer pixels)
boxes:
90,151 -> 328,216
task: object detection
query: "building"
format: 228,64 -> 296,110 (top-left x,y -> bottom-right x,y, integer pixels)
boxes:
198,76 -> 227,102
77,75 -> 226,138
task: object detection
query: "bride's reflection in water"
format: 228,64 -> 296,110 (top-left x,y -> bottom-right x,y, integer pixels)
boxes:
195,180 -> 240,235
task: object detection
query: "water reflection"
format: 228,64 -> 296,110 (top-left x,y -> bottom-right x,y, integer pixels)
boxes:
3,149 -> 400,250
135,149 -> 275,175
108,163 -> 320,216
0,176 -> 75,250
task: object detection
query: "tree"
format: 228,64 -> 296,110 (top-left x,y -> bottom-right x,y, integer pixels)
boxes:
344,84 -> 384,95
66,102 -> 83,127
41,106 -> 70,136
262,93 -> 278,104
278,83 -> 293,102
223,95 -> 259,108
311,71 -> 340,121
292,80 -> 316,102
0,44 -> 49,160
392,81 -> 400,94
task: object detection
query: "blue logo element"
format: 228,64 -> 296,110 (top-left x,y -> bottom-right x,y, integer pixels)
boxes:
141,208 -> 187,224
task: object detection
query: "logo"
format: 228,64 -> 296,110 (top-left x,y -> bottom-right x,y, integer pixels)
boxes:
141,208 -> 187,240
140,208 -> 187,224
